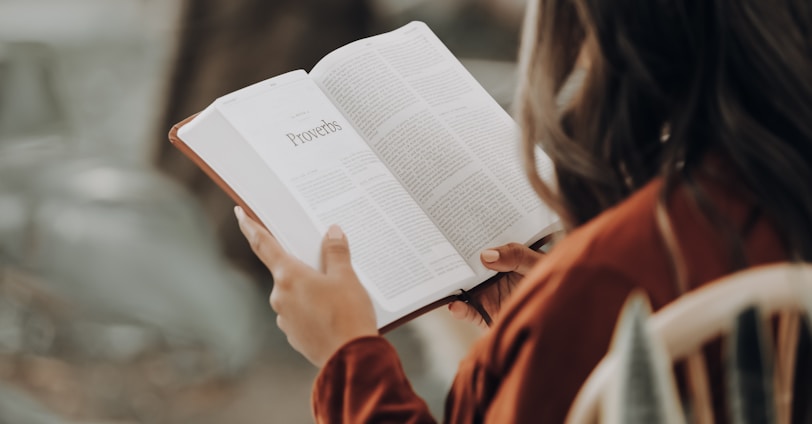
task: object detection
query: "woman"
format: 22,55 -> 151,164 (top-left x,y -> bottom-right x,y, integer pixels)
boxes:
235,0 -> 812,421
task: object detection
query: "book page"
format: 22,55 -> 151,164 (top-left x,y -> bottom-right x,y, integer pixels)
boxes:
209,71 -> 474,318
310,22 -> 558,275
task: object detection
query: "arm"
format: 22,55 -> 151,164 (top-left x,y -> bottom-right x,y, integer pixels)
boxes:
234,207 -> 437,422
313,337 -> 436,423
310,242 -> 544,423
234,206 -> 377,366
445,265 -> 637,422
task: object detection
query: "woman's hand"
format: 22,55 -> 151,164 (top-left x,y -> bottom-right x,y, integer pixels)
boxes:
448,243 -> 545,329
235,206 -> 378,367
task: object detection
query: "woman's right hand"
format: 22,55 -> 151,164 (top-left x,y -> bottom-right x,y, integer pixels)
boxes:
448,243 -> 545,329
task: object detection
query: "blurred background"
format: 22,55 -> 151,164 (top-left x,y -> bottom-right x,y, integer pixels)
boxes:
0,0 -> 527,422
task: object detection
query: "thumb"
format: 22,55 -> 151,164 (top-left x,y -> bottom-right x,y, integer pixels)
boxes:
321,224 -> 353,275
480,243 -> 544,275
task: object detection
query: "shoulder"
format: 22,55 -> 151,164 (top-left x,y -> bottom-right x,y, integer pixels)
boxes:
554,177 -> 669,277
521,177 -> 670,303
454,179 -> 701,421
482,178 -> 675,368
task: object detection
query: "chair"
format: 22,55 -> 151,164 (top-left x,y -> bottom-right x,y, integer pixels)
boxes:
565,262 -> 812,424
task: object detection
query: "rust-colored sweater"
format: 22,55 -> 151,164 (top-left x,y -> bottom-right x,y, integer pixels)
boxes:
312,175 -> 787,423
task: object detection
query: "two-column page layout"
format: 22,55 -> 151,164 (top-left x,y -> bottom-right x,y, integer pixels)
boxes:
170,21 -> 559,329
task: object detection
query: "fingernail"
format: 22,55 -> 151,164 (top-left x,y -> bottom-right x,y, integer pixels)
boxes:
482,249 -> 500,263
234,206 -> 246,221
235,206 -> 256,240
327,224 -> 344,240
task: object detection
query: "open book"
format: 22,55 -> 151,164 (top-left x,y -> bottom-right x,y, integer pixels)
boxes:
168,21 -> 559,331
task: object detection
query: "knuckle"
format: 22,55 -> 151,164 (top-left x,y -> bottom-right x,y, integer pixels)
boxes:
269,290 -> 283,312
271,267 -> 292,289
275,314 -> 285,331
505,242 -> 525,253
504,243 -> 527,269
325,241 -> 349,257
248,232 -> 264,252
286,335 -> 300,354
271,268 -> 284,284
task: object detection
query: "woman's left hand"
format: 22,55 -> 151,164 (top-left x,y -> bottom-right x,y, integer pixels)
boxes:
235,206 -> 378,367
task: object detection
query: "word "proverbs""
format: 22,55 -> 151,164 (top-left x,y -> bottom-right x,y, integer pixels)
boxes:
286,120 -> 343,147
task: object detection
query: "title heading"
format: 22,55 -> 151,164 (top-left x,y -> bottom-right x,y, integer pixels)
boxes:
286,119 -> 343,147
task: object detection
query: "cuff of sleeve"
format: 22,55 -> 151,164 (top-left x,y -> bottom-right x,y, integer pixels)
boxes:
312,335 -> 406,418
315,335 -> 400,387
327,335 -> 391,364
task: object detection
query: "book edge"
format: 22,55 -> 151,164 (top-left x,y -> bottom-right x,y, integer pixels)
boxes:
168,113 -> 265,227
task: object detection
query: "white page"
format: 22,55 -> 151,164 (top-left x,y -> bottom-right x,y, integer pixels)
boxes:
177,97 -> 322,269
210,71 -> 474,319
310,22 -> 558,275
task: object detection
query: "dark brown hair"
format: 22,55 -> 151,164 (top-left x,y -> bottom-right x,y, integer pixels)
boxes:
517,0 -> 812,262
